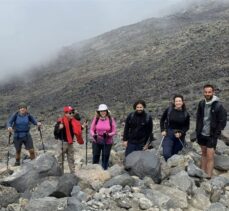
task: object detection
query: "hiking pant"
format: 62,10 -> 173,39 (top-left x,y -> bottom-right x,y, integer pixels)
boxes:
57,141 -> 75,173
125,142 -> 144,157
162,128 -> 185,161
92,142 -> 112,170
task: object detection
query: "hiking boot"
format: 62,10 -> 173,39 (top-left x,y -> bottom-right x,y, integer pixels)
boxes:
14,160 -> 20,166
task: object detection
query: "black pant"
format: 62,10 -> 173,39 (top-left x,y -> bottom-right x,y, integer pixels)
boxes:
92,142 -> 112,170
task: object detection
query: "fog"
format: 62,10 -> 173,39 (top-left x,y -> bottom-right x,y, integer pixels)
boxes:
0,0 -> 203,80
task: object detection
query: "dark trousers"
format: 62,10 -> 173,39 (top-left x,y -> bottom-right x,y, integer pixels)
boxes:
92,142 -> 112,170
125,142 -> 144,157
163,129 -> 185,161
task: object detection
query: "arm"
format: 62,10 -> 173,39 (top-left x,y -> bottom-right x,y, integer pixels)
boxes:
160,108 -> 168,132
73,119 -> 84,144
123,113 -> 131,141
89,117 -> 97,137
108,118 -> 117,137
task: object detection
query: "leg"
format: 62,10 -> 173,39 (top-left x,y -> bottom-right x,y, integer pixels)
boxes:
125,143 -> 137,157
200,145 -> 207,172
162,136 -> 174,161
66,144 -> 75,173
172,137 -> 184,155
206,148 -> 215,178
102,144 -> 112,170
13,137 -> 22,165
92,142 -> 102,164
25,134 -> 35,160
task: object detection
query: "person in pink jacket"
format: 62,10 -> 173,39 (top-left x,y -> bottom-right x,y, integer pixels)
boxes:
90,104 -> 116,170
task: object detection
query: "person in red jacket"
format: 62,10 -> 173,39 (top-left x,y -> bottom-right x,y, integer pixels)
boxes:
55,106 -> 84,173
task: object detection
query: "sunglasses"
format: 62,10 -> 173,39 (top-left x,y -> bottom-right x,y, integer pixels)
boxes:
65,112 -> 74,115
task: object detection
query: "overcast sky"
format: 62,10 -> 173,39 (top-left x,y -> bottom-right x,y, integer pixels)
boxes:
0,0 -> 191,80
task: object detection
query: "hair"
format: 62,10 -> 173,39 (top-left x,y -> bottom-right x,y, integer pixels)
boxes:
133,100 -> 146,110
96,110 -> 111,118
203,84 -> 215,91
172,94 -> 186,110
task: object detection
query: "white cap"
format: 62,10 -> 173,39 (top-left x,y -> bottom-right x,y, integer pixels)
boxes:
97,104 -> 108,111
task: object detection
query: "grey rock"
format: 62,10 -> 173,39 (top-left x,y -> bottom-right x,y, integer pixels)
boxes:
108,164 -> 125,177
206,202 -> 227,211
24,197 -> 67,211
1,154 -> 62,192
144,189 -> 172,209
117,198 -> 132,209
169,170 -> 195,194
64,197 -> 85,211
125,150 -> 161,183
104,173 -> 135,188
190,192 -> 211,210
221,123 -> 229,145
214,155 -> 229,170
187,160 -> 208,178
167,154 -> 186,168
31,178 -> 59,199
210,189 -> 222,203
0,185 -> 20,208
139,197 -> 153,210
50,173 -> 79,198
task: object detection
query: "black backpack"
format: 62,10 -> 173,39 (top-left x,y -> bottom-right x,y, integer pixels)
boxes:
54,121 -> 61,140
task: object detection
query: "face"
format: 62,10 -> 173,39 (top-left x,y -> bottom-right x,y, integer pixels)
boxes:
99,110 -> 107,117
204,87 -> 214,101
135,104 -> 144,113
19,107 -> 27,114
65,111 -> 74,119
174,97 -> 183,109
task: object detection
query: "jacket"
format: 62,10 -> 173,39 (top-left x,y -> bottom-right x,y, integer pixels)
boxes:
90,116 -> 116,144
196,98 -> 227,138
123,111 -> 152,145
8,112 -> 37,138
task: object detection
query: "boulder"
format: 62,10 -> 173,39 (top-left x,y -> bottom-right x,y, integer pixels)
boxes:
214,155 -> 229,170
124,150 -> 161,183
206,202 -> 227,211
0,185 -> 20,208
104,173 -> 135,188
1,154 -> 62,192
187,160 -> 208,178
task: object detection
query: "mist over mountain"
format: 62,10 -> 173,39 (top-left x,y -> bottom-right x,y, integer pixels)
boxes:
0,0 -> 228,124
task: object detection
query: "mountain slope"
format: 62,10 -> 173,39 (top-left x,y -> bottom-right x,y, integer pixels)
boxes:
0,1 -> 228,123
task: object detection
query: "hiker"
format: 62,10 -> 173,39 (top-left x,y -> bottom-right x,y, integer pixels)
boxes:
123,100 -> 153,157
196,84 -> 227,178
90,104 -> 116,170
7,102 -> 42,166
54,106 -> 84,173
160,94 -> 190,161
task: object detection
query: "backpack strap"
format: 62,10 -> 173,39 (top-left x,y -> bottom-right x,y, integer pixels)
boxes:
95,116 -> 113,132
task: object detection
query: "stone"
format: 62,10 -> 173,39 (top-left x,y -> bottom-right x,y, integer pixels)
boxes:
206,202 -> 227,211
124,150 -> 161,183
214,155 -> 229,171
187,160 -> 208,178
0,185 -> 20,208
139,197 -> 153,210
104,173 -> 135,188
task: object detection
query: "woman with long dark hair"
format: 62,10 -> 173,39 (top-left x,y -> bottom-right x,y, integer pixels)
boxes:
160,95 -> 190,161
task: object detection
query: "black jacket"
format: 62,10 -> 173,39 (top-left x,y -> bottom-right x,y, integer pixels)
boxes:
160,107 -> 190,135
123,111 -> 153,145
196,100 -> 226,138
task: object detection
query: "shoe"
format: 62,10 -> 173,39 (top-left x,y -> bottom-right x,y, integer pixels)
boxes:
14,160 -> 20,166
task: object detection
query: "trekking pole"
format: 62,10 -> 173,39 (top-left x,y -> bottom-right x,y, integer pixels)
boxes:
85,121 -> 88,165
7,132 -> 12,171
61,129 -> 64,172
157,136 -> 165,155
38,127 -> 45,153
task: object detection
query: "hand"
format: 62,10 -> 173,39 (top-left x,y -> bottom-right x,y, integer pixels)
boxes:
59,123 -> 64,129
122,141 -> 128,148
93,134 -> 98,141
37,122 -> 42,130
175,132 -> 182,138
82,121 -> 88,129
143,144 -> 149,151
161,131 -> 166,136
8,127 -> 13,133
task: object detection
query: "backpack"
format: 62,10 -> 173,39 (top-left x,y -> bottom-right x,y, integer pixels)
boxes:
212,101 -> 227,130
54,122 -> 61,140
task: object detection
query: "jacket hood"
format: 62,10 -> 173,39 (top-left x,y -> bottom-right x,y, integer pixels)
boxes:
205,95 -> 219,105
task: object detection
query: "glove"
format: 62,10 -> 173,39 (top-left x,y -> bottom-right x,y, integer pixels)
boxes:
93,134 -> 98,141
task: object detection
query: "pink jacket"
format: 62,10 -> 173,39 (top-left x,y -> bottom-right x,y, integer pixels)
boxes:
90,117 -> 116,144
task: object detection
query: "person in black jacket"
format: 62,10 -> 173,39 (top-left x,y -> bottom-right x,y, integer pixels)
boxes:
196,84 -> 227,178
123,100 -> 153,157
160,94 -> 190,161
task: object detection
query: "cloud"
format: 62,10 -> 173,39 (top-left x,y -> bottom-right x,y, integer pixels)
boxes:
0,0 -> 199,80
